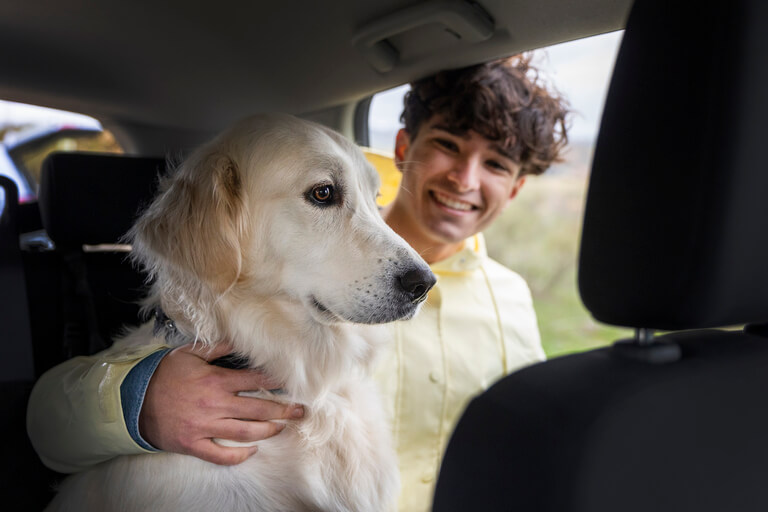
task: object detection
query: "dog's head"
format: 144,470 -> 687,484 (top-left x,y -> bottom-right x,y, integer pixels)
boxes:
131,114 -> 435,342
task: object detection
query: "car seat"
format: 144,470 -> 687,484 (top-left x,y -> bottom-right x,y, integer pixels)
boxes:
0,175 -> 49,507
0,176 -> 35,380
30,152 -> 165,375
2,153 -> 165,508
433,0 -> 768,510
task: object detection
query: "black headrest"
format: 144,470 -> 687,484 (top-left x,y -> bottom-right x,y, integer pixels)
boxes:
39,152 -> 165,247
579,0 -> 768,331
0,176 -> 20,253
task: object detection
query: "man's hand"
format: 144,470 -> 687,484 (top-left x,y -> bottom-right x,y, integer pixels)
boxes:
139,343 -> 304,465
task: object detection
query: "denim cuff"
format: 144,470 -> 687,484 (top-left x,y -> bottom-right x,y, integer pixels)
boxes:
120,348 -> 171,451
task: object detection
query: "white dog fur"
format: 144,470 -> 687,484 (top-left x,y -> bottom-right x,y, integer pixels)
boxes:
46,114 -> 436,512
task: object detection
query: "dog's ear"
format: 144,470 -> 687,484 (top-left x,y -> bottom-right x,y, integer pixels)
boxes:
132,151 -> 246,295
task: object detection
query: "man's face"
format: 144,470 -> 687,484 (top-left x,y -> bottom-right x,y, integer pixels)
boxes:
388,116 -> 525,259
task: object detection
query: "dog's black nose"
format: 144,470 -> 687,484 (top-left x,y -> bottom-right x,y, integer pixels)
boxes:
398,267 -> 437,304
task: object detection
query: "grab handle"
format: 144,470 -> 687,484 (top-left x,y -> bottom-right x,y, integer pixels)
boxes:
352,0 -> 495,72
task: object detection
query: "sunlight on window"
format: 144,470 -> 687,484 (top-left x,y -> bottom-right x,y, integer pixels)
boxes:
0,100 -> 122,202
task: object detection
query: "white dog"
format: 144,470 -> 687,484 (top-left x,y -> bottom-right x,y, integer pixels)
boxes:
46,114 -> 436,512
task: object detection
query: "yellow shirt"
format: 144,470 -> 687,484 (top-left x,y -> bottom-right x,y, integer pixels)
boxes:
375,234 -> 545,512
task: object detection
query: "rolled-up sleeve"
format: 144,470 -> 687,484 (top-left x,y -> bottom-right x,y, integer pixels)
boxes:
26,341 -> 169,473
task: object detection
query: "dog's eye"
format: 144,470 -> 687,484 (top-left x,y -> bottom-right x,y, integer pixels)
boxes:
314,186 -> 332,201
308,184 -> 335,205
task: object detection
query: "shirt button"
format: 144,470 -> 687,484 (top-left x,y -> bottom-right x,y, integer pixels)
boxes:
421,474 -> 435,483
429,371 -> 440,383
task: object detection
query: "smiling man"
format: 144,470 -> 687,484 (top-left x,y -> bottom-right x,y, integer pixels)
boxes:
373,54 -> 569,511
384,120 -> 527,262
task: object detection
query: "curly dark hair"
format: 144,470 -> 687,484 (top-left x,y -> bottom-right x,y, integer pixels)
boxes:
400,54 -> 569,176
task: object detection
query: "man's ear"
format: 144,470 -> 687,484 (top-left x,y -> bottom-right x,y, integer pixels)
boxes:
508,176 -> 526,201
394,128 -> 411,171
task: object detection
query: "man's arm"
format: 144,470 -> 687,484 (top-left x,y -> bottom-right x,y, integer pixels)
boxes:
26,343 -> 167,473
27,341 -> 304,473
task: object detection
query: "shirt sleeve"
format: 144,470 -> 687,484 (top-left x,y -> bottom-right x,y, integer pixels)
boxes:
26,342 -> 170,474
120,347 -> 171,450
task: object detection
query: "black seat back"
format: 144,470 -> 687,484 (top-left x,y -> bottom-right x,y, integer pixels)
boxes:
434,0 -> 768,510
3,153 -> 165,509
30,152 -> 164,375
0,178 -> 58,511
0,176 -> 35,381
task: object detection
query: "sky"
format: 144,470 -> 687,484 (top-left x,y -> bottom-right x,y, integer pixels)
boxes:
369,30 -> 624,149
536,30 -> 624,141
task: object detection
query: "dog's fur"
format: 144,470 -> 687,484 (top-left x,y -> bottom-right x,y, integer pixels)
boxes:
46,114 -> 435,512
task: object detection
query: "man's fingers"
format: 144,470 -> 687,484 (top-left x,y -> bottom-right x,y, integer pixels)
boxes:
213,419 -> 287,443
230,396 -> 305,421
217,366 -> 283,392
189,418 -> 289,465
191,439 -> 259,466
178,342 -> 284,390
175,343 -> 288,392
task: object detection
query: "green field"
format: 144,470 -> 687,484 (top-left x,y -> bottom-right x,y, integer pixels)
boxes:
483,164 -> 632,358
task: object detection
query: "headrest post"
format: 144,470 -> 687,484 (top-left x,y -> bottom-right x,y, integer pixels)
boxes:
635,328 -> 655,346
612,328 -> 681,364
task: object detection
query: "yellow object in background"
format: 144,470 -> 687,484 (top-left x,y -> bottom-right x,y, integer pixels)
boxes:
363,148 -> 401,206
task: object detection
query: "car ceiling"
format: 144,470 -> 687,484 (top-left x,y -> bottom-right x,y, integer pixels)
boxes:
0,0 -> 631,152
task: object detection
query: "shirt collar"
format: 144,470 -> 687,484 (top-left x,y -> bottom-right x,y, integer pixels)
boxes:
429,233 -> 486,274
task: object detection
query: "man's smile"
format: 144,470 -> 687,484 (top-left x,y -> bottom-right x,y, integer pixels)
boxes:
430,190 -> 479,212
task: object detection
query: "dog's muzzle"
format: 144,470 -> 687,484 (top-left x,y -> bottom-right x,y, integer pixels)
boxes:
398,267 -> 437,304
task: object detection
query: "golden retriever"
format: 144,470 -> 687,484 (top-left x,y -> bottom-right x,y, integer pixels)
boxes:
46,114 -> 436,511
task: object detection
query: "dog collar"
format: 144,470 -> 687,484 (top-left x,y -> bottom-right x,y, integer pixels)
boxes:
152,307 -> 283,392
151,307 -> 250,369
210,353 -> 251,370
152,307 -> 189,344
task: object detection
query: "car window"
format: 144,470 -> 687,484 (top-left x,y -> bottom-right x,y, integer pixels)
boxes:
0,100 -> 123,203
366,31 -> 630,357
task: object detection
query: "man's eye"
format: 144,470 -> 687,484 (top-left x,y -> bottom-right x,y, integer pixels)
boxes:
309,184 -> 335,205
435,139 -> 459,152
486,160 -> 509,172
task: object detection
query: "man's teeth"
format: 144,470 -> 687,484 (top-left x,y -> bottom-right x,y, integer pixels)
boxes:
434,192 -> 473,211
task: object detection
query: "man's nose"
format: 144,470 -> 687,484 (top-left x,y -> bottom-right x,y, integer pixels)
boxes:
446,157 -> 481,191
